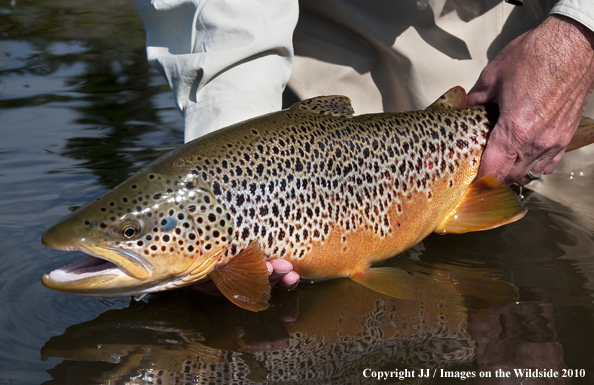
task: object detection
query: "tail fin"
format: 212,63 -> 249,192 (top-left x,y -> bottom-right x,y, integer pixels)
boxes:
567,117 -> 594,151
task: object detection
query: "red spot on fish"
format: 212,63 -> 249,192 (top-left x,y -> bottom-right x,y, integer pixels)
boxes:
448,151 -> 454,159
427,192 -> 432,199
427,162 -> 433,170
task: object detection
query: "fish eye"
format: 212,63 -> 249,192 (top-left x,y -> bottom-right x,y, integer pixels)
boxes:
122,225 -> 139,239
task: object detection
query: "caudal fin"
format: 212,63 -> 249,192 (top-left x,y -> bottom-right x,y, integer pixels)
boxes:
567,116 -> 594,151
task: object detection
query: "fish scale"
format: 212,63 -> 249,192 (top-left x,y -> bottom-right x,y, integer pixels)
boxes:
42,87 -> 554,311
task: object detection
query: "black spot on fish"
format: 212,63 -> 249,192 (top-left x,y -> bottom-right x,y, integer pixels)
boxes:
212,182 -> 222,195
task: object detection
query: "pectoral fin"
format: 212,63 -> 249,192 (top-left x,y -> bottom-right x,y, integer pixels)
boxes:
350,267 -> 415,300
210,242 -> 271,312
435,175 -> 526,234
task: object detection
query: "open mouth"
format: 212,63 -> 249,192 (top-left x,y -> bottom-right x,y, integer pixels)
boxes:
46,255 -> 123,283
43,245 -> 152,286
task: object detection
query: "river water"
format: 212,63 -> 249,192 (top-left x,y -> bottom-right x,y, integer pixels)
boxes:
1,1 -> 594,384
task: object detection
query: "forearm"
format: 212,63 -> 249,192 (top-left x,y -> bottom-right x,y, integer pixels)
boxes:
136,0 -> 298,142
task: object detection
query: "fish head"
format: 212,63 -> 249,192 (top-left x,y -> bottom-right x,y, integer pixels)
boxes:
41,170 -> 234,297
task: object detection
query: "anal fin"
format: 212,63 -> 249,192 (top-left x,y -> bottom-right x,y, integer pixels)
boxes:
210,242 -> 271,312
350,267 -> 414,300
435,175 -> 526,234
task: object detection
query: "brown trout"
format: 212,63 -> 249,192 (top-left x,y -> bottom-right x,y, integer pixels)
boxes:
40,86 -> 592,311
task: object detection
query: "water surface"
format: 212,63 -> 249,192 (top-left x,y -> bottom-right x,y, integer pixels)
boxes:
1,1 -> 594,384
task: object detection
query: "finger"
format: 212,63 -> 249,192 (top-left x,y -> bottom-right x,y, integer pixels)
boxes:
268,258 -> 296,286
466,87 -> 497,106
515,149 -> 565,186
508,145 -> 563,185
544,149 -> 565,174
476,124 -> 517,183
467,70 -> 499,106
276,271 -> 300,290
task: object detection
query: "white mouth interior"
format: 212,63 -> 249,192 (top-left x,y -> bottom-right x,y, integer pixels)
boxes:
48,255 -> 123,282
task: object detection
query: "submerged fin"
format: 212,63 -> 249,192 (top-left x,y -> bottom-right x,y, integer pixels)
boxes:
566,116 -> 594,151
292,95 -> 354,118
350,267 -> 415,300
435,175 -> 526,234
210,242 -> 271,312
426,86 -> 467,110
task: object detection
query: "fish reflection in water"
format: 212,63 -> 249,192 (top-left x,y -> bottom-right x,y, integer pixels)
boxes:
42,256 -> 519,385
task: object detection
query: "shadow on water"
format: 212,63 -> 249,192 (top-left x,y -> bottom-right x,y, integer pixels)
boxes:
2,1 -> 594,384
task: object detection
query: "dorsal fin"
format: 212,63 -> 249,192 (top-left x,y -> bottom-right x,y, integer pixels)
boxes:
209,241 -> 271,312
426,86 -> 467,110
291,95 -> 354,118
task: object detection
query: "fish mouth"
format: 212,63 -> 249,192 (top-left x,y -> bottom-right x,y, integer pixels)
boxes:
42,245 -> 153,293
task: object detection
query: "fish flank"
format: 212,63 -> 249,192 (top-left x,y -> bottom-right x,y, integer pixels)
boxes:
181,107 -> 491,277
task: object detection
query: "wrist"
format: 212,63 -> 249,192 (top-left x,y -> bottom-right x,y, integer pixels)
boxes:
548,14 -> 594,58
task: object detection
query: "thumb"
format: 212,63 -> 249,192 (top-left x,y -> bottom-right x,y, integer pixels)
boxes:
466,69 -> 499,106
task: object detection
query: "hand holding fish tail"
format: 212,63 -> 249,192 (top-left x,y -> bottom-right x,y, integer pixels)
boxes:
467,14 -> 594,186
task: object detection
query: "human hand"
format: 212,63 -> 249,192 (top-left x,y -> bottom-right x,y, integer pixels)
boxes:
267,259 -> 300,290
467,15 -> 594,186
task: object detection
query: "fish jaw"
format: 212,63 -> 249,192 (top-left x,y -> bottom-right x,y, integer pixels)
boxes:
40,241 -> 158,297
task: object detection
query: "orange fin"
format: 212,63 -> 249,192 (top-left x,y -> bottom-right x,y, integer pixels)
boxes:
435,175 -> 526,234
291,95 -> 354,118
426,86 -> 467,110
566,116 -> 594,151
350,267 -> 414,299
210,242 -> 271,312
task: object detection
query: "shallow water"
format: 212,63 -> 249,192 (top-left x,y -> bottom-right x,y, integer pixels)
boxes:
2,1 -> 594,384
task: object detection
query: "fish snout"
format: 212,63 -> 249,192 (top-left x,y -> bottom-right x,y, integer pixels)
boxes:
41,222 -> 81,250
